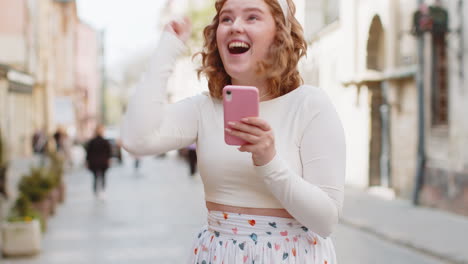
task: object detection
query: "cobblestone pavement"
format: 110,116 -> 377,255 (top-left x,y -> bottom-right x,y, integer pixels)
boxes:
2,151 -> 460,264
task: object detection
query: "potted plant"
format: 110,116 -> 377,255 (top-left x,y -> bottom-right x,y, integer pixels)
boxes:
44,166 -> 60,216
1,195 -> 42,257
18,167 -> 53,228
47,151 -> 65,203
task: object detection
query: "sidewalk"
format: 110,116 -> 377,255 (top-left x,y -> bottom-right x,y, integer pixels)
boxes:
3,153 -> 468,263
341,187 -> 468,264
2,152 -> 207,264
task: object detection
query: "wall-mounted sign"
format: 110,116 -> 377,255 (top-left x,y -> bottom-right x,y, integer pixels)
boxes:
7,70 -> 34,86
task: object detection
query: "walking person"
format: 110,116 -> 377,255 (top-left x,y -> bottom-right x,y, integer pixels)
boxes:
53,126 -> 65,153
121,0 -> 346,262
187,143 -> 197,176
86,124 -> 112,198
133,155 -> 141,173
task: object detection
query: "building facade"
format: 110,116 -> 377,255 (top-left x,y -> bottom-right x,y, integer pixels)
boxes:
0,0 -> 37,158
419,0 -> 468,215
75,21 -> 101,141
0,0 -> 102,218
303,0 -> 468,215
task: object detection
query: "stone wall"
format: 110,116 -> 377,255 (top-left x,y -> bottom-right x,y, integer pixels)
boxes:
421,167 -> 468,216
389,80 -> 418,198
419,0 -> 468,216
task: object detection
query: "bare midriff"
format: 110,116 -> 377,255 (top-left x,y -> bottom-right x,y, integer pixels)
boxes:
206,201 -> 293,218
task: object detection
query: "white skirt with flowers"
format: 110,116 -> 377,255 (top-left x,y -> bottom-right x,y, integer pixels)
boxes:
188,211 -> 336,264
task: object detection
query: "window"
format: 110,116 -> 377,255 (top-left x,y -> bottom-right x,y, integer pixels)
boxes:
431,33 -> 448,126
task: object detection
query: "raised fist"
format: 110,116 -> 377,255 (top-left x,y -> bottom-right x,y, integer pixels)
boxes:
164,17 -> 192,43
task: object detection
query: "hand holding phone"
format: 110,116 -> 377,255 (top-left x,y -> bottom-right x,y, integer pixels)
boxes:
223,85 -> 259,145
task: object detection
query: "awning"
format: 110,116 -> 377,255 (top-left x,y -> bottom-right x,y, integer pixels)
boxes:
0,65 -> 35,94
342,65 -> 417,87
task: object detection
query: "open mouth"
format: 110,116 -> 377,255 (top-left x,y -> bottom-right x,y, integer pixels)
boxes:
228,41 -> 251,54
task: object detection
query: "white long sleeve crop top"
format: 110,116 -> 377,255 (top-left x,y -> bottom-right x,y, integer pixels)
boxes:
121,31 -> 346,238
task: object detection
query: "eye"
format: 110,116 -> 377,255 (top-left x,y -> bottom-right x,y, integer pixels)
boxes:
220,16 -> 232,23
248,15 -> 258,21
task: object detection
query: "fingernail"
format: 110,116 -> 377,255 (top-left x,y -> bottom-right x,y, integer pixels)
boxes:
228,121 -> 235,126
225,128 -> 232,132
241,118 -> 248,122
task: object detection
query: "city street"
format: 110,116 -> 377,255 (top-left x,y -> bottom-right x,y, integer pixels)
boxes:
1,152 -> 450,264
2,0 -> 468,263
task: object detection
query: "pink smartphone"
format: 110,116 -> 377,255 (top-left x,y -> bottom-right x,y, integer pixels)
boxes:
223,85 -> 259,146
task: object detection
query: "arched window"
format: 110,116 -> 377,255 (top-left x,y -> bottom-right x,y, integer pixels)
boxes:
367,16 -> 385,71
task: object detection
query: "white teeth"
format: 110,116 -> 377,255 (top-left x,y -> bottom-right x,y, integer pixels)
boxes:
228,42 -> 250,49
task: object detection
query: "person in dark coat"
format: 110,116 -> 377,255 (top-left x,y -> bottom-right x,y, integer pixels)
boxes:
187,143 -> 197,176
86,124 -> 112,197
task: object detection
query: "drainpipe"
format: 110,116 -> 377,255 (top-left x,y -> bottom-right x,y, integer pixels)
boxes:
458,0 -> 464,83
380,81 -> 391,188
413,0 -> 427,205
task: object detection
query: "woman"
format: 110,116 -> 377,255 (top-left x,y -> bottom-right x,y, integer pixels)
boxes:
121,0 -> 346,262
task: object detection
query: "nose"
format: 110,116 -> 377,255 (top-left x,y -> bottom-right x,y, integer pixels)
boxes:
230,18 -> 244,34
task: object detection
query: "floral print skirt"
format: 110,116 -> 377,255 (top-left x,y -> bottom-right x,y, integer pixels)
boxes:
188,211 -> 336,264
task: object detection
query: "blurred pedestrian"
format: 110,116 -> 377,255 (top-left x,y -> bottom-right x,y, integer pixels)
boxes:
187,143 -> 197,176
134,156 -> 141,172
121,0 -> 345,262
32,128 -> 48,166
85,124 -> 112,198
53,126 -> 65,153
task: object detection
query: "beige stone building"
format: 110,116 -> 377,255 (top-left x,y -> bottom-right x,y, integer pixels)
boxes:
419,0 -> 468,215
303,0 -> 468,215
1,0 -> 102,149
0,0 -> 80,159
37,0 -> 79,136
75,21 -> 102,141
0,0 -> 102,218
0,0 -> 37,158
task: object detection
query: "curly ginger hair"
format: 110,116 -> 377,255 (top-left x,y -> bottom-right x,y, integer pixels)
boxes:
195,0 -> 307,99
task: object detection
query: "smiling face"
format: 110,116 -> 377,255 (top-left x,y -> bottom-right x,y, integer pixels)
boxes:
216,0 -> 277,85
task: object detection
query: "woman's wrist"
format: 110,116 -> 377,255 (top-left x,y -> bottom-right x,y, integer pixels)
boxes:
253,153 -> 291,188
253,149 -> 276,166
